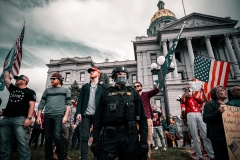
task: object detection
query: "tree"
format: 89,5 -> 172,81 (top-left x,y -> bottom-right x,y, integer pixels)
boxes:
99,72 -> 110,85
69,80 -> 80,101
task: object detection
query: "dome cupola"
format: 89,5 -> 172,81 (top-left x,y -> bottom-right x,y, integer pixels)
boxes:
147,1 -> 177,36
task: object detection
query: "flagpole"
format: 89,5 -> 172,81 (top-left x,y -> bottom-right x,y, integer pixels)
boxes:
182,0 -> 186,16
12,21 -> 25,48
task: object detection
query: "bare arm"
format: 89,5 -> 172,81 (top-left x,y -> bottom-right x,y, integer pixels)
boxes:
4,70 -> 11,89
181,85 -> 190,101
23,101 -> 35,128
201,88 -> 208,103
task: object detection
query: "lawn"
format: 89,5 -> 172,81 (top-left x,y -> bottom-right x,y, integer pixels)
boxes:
10,146 -> 190,160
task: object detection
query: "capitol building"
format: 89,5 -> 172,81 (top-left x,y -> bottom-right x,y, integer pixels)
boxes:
44,1 -> 240,118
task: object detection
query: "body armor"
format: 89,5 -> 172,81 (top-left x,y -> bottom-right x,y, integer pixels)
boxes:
103,86 -> 136,125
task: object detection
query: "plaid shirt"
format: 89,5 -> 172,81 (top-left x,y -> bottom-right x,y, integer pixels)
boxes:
140,88 -> 159,119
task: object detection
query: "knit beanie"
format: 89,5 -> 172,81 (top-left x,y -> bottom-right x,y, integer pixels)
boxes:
51,71 -> 63,81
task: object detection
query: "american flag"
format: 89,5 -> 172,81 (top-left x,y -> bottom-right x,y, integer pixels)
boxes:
0,22 -> 25,91
10,24 -> 25,78
193,55 -> 231,100
229,140 -> 238,153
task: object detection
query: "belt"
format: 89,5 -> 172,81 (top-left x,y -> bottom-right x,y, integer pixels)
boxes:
104,126 -> 126,133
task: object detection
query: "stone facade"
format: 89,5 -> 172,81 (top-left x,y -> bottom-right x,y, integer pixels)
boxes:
45,2 -> 240,118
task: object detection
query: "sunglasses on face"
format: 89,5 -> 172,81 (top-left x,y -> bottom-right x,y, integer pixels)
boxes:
134,85 -> 141,88
16,78 -> 24,81
50,78 -> 57,81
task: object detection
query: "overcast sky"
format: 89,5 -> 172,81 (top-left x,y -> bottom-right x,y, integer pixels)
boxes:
0,0 -> 240,109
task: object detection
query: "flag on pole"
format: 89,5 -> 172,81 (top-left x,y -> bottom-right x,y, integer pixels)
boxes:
0,22 -> 25,91
193,55 -> 231,100
158,21 -> 186,91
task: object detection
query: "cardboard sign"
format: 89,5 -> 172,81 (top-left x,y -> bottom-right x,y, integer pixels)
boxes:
189,81 -> 203,91
222,105 -> 240,160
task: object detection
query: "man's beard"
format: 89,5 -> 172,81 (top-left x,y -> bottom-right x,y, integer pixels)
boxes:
137,89 -> 142,92
90,75 -> 98,79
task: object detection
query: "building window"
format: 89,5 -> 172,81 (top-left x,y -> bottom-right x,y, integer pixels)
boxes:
132,74 -> 137,83
155,99 -> 161,110
65,73 -> 70,82
80,72 -> 85,82
152,75 -> 158,85
151,54 -> 157,64
178,72 -> 184,80
175,52 -> 181,62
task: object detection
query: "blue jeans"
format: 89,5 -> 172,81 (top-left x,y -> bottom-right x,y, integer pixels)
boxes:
0,116 -> 31,160
153,126 -> 166,148
187,113 -> 214,159
44,114 -> 64,160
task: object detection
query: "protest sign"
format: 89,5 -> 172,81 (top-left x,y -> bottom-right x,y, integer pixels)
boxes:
222,105 -> 240,160
189,81 -> 204,91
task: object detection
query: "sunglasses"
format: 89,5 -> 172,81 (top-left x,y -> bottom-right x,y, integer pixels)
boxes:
16,78 -> 24,81
134,85 -> 141,88
50,78 -> 57,81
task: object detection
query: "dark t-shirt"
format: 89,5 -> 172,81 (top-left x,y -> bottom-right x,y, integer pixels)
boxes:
3,83 -> 36,117
153,110 -> 162,126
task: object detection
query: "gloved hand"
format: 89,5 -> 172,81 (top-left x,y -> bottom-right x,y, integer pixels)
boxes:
138,141 -> 148,155
91,142 -> 100,156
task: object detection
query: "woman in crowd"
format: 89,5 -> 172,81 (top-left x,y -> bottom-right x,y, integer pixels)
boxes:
167,121 -> 178,148
203,86 -> 229,160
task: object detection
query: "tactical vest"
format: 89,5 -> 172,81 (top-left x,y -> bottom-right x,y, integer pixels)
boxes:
103,86 -> 136,124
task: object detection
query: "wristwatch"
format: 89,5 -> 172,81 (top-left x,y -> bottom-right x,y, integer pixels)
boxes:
27,116 -> 32,120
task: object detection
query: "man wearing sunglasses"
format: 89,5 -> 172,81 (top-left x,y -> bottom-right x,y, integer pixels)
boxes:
37,71 -> 72,160
0,66 -> 36,160
227,85 -> 240,107
133,81 -> 160,160
92,66 -> 148,160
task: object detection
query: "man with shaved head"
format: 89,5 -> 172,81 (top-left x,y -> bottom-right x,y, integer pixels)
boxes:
226,85 -> 240,107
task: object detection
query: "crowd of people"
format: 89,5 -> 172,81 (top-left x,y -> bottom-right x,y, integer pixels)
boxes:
0,63 -> 239,160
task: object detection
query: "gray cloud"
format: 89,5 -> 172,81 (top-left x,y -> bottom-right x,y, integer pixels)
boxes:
0,0 -> 240,109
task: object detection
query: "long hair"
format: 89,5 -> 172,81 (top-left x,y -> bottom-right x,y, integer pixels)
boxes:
211,86 -> 224,100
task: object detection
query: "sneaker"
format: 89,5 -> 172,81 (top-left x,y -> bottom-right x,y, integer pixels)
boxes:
154,146 -> 158,150
163,147 -> 167,151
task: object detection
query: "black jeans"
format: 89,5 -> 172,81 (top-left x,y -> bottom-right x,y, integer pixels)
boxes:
100,132 -> 138,160
211,139 -> 229,160
71,124 -> 81,149
29,129 -> 41,148
44,115 -> 64,160
81,115 -> 95,160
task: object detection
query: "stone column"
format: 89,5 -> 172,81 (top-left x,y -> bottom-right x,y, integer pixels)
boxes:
162,40 -> 171,79
205,35 -> 215,58
186,37 -> 195,77
137,52 -> 143,83
142,52 -> 149,85
224,34 -> 240,79
168,39 -> 179,79
231,33 -> 240,63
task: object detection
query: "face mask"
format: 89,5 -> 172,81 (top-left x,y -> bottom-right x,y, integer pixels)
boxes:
115,76 -> 127,85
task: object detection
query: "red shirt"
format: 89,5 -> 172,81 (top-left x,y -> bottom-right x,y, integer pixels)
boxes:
140,88 -> 159,119
185,97 -> 202,114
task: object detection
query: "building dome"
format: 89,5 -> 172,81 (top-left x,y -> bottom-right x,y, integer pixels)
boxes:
147,1 -> 177,36
150,8 -> 176,24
